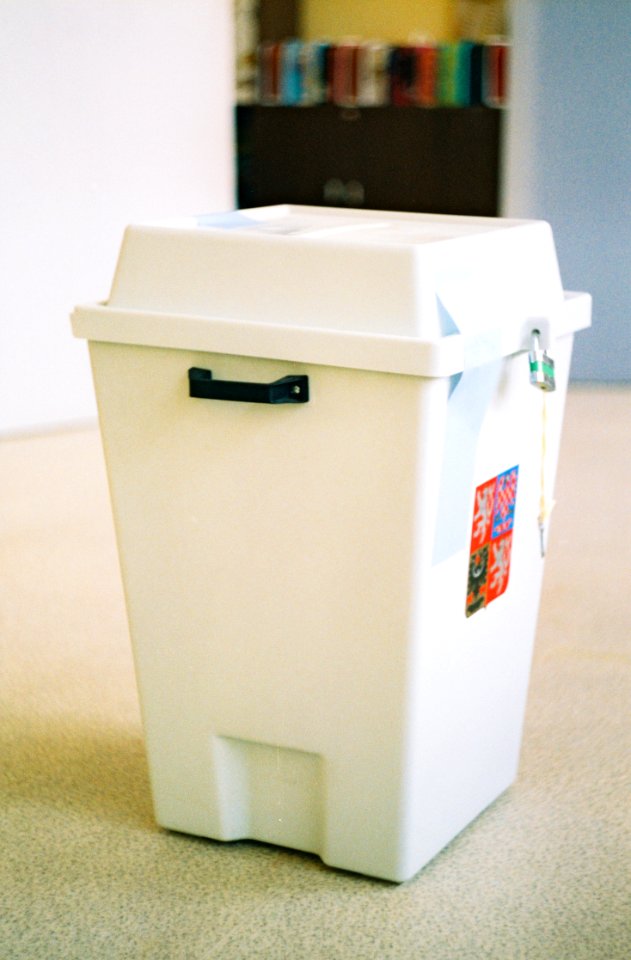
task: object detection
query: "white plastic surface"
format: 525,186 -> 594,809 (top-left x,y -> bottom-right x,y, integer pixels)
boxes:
75,206 -> 591,881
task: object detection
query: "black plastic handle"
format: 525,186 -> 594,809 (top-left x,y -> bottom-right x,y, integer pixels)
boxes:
188,367 -> 309,404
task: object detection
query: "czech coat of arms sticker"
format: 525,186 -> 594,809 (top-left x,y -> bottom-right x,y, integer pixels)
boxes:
466,466 -> 519,617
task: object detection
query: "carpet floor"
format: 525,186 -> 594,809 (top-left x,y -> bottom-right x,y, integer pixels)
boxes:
1,385 -> 630,959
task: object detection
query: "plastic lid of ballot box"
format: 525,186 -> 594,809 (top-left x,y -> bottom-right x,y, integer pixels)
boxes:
71,204 -> 591,374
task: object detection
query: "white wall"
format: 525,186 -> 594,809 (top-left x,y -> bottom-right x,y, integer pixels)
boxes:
503,0 -> 631,381
0,1 -> 235,435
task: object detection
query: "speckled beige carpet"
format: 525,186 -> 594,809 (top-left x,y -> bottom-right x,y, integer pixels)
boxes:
1,385 -> 630,960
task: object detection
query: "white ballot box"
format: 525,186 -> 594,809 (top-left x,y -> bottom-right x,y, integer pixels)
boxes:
72,205 -> 590,882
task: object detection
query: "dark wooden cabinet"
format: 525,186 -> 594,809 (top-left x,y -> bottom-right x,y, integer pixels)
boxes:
236,105 -> 503,216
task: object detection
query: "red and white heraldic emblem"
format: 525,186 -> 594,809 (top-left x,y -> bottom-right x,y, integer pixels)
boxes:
466,466 -> 519,617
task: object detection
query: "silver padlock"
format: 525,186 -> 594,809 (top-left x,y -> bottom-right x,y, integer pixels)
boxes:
529,330 -> 556,392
